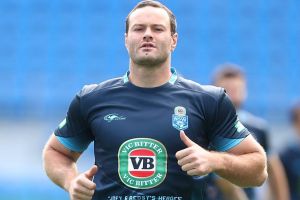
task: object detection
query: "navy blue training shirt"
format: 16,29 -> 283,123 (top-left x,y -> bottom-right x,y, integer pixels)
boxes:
54,68 -> 250,200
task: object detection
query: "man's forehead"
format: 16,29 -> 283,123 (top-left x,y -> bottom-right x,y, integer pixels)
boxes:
128,6 -> 170,27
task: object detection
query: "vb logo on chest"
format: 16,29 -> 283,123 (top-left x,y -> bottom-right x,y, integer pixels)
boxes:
118,138 -> 167,189
128,149 -> 156,177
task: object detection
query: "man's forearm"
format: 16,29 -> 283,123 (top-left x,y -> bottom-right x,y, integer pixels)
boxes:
43,146 -> 78,191
213,150 -> 267,187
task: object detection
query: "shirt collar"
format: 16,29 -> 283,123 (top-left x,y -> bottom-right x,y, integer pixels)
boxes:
123,67 -> 178,85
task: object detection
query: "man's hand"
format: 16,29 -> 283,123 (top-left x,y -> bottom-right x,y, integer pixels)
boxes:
175,131 -> 217,176
68,165 -> 98,200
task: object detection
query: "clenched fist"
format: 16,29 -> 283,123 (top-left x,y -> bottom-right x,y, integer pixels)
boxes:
176,131 -> 218,176
68,165 -> 98,200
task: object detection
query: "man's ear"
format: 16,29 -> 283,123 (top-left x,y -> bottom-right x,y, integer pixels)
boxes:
171,33 -> 178,52
125,33 -> 128,50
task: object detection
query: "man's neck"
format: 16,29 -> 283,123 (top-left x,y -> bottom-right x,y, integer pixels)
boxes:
128,61 -> 172,88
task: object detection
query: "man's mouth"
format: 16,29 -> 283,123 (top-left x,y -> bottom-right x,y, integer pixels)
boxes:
140,43 -> 155,49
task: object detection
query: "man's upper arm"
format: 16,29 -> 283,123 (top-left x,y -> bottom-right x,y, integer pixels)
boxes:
44,133 -> 82,162
227,134 -> 265,155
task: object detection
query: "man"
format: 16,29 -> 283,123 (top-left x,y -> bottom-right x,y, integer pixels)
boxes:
194,64 -> 288,200
42,1 -> 267,200
279,100 -> 300,200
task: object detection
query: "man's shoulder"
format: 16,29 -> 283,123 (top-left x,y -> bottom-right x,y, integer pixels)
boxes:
176,76 -> 225,99
78,77 -> 124,97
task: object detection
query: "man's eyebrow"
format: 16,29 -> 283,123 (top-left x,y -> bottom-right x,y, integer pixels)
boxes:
153,24 -> 166,28
132,24 -> 144,26
129,24 -> 144,30
131,24 -> 166,27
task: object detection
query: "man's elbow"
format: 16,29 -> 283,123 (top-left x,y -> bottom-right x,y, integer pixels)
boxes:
256,166 -> 268,186
241,152 -> 268,187
251,145 -> 268,187
249,154 -> 269,187
239,167 -> 268,188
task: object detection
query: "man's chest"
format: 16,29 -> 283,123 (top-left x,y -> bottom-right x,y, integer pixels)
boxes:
87,98 -> 209,153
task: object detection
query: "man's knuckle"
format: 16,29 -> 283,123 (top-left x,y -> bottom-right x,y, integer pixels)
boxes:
199,166 -> 207,173
177,160 -> 182,166
72,193 -> 80,199
90,190 -> 95,196
187,170 -> 193,176
190,154 -> 197,160
73,186 -> 80,193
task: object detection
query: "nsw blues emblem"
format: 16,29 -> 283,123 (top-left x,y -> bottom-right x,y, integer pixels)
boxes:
172,106 -> 188,131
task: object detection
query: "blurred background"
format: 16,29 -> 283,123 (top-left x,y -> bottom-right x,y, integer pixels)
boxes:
0,0 -> 299,199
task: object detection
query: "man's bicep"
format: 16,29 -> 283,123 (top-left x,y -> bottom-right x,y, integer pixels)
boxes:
44,133 -> 82,161
227,134 -> 265,155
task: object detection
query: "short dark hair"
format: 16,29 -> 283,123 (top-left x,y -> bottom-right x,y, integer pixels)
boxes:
212,63 -> 245,84
125,0 -> 177,35
290,100 -> 300,123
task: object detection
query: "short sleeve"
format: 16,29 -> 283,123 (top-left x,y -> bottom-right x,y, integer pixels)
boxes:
54,93 -> 94,152
208,90 -> 249,151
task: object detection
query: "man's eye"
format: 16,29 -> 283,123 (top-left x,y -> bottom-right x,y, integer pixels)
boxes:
133,28 -> 143,31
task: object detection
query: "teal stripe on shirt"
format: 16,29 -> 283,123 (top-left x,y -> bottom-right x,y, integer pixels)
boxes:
56,135 -> 91,152
211,136 -> 247,152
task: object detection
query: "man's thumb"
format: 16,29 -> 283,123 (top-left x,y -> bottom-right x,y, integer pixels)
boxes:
179,131 -> 195,147
84,165 -> 98,180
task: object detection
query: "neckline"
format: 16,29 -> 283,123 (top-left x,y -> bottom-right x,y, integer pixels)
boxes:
123,67 -> 178,85
122,68 -> 178,92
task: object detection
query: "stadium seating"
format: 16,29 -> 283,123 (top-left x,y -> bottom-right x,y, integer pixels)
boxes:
0,0 -> 299,125
1,1 -> 300,199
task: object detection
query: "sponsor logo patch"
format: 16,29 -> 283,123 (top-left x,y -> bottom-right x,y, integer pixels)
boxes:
118,138 -> 167,189
104,113 -> 126,122
172,106 -> 188,131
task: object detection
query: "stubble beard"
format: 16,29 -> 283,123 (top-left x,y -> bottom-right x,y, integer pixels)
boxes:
131,51 -> 169,67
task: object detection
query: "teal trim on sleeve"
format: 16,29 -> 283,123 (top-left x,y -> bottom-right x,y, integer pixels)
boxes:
56,135 -> 91,152
211,137 -> 246,152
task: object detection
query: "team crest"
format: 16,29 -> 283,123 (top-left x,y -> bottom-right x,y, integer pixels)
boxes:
172,106 -> 188,131
118,138 -> 167,189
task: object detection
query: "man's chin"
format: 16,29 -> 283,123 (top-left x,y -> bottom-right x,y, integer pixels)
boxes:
135,57 -> 158,66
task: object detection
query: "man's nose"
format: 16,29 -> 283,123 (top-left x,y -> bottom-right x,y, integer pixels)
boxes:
143,28 -> 153,41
